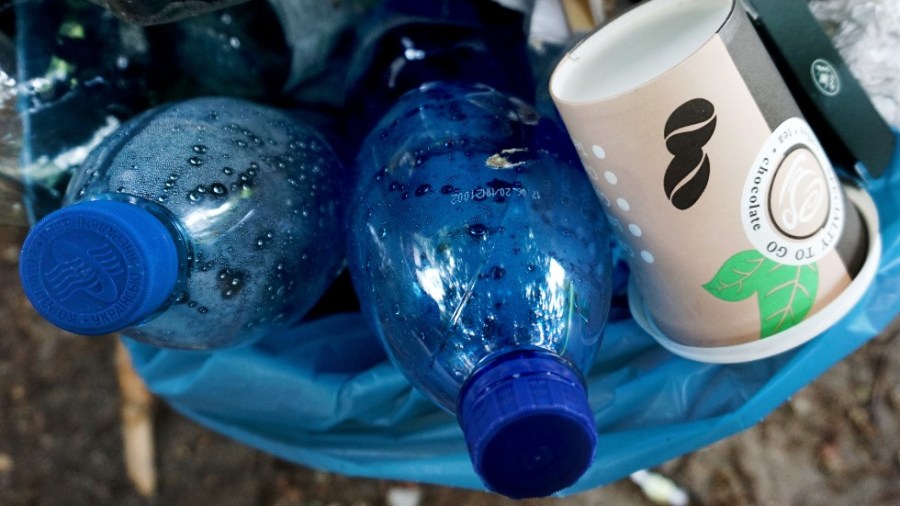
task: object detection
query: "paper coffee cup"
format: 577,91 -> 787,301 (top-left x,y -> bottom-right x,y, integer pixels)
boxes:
550,0 -> 880,362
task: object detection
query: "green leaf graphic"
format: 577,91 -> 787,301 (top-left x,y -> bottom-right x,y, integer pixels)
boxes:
757,262 -> 819,338
704,251 -> 819,339
702,250 -> 771,302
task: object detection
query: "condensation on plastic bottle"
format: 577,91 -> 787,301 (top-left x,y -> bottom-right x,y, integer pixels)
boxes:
343,2 -> 615,497
346,80 -> 614,499
19,96 -> 347,349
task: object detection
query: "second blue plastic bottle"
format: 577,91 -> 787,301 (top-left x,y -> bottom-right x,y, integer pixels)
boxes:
347,78 -> 614,498
345,1 -> 614,498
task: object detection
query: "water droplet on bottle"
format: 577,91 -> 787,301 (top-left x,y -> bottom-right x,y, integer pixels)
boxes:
415,184 -> 433,196
488,266 -> 506,279
255,232 -> 274,250
188,156 -> 203,166
228,36 -> 241,49
467,223 -> 488,239
392,303 -> 401,315
217,268 -> 246,298
197,307 -> 209,314
223,166 -> 234,175
192,144 -> 208,154
210,183 -> 228,196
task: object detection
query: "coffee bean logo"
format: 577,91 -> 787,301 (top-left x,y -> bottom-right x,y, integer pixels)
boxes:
663,98 -> 716,210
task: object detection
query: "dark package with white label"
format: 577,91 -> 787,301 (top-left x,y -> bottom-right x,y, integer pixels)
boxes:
743,0 -> 896,180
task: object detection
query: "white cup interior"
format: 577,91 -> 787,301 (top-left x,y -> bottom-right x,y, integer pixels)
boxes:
552,0 -> 733,103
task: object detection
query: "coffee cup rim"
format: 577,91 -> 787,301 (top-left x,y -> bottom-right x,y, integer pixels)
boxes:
550,0 -> 736,105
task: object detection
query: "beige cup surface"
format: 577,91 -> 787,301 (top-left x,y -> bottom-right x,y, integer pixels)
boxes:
550,0 -> 869,354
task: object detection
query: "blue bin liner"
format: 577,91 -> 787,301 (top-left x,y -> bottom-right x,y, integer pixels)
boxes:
124,135 -> 900,494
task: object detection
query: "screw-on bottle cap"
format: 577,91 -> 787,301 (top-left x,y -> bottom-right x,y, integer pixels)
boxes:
458,351 -> 597,499
19,199 -> 179,335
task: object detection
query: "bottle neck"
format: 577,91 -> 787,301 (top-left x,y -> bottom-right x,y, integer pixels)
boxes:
86,194 -> 193,318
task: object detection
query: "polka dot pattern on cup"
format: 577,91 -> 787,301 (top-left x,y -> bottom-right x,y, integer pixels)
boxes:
573,137 -> 656,265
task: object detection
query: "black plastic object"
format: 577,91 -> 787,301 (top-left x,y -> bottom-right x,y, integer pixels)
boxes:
15,0 -> 152,222
744,0 -> 896,179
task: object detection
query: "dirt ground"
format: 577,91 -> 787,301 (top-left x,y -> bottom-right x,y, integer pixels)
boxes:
1,219 -> 899,506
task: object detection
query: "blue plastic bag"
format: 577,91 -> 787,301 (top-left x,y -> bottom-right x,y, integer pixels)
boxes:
123,135 -> 900,495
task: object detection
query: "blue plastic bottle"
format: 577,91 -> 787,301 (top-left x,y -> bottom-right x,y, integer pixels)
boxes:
19,96 -> 347,349
344,2 -> 613,497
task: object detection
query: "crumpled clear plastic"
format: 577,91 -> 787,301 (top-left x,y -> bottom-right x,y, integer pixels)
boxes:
86,0 -> 251,25
123,135 -> 900,494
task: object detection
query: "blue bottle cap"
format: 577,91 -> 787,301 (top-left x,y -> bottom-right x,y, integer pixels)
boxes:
458,352 -> 597,499
19,200 -> 180,336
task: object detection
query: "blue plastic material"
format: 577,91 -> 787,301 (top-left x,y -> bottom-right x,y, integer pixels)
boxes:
458,351 -> 596,499
21,96 -> 348,350
122,131 -> 900,496
345,82 -> 613,414
19,199 -> 179,335
344,81 -> 612,497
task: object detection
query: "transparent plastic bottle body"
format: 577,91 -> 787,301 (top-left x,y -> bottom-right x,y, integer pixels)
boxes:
347,81 -> 613,412
21,96 -> 346,349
